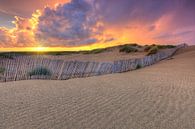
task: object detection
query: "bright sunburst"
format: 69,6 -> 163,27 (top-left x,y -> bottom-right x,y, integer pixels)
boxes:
32,47 -> 48,52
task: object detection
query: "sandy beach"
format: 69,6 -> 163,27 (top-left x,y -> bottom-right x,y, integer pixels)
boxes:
0,46 -> 195,129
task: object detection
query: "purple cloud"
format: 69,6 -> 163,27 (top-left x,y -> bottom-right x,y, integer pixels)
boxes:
36,0 -> 103,46
1,0 -> 195,47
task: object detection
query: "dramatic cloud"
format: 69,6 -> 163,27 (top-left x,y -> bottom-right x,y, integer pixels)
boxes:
93,0 -> 195,44
94,0 -> 172,25
0,27 -> 13,47
0,0 -> 70,29
36,0 -> 104,46
0,0 -> 195,49
0,11 -> 40,47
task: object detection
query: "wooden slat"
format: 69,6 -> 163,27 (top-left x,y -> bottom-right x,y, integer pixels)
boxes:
0,44 -> 185,83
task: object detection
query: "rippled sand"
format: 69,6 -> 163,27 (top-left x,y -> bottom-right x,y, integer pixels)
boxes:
0,46 -> 195,129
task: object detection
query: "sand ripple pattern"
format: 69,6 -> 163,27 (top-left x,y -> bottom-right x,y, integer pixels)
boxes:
0,47 -> 195,129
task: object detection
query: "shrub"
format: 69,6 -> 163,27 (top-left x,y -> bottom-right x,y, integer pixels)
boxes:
129,43 -> 137,46
119,45 -> 138,53
125,43 -> 142,48
147,46 -> 159,56
144,46 -> 152,52
136,64 -> 142,69
144,44 -> 176,52
157,45 -> 176,49
28,67 -> 52,76
0,67 -> 5,74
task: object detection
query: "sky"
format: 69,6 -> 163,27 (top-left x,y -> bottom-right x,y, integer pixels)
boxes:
0,0 -> 195,51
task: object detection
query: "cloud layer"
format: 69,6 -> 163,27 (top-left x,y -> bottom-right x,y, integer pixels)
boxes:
0,0 -> 195,48
36,0 -> 103,46
0,11 -> 40,47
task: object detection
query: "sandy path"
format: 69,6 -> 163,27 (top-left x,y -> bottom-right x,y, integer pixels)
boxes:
0,47 -> 195,129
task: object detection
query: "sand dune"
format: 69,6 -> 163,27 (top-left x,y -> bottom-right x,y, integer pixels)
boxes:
0,46 -> 195,129
38,47 -> 146,62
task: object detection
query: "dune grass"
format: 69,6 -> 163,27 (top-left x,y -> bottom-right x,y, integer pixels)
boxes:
83,48 -> 107,54
28,67 -> 52,76
136,64 -> 142,69
157,45 -> 176,49
0,44 -> 176,57
147,46 -> 159,56
0,53 -> 14,59
144,45 -> 176,52
119,45 -> 138,53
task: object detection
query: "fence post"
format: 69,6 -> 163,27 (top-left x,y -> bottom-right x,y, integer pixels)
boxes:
58,60 -> 65,80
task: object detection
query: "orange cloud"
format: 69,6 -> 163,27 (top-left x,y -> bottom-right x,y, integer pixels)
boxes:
0,10 -> 41,47
0,0 -> 195,51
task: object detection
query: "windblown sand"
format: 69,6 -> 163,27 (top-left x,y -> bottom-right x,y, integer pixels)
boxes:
0,47 -> 195,129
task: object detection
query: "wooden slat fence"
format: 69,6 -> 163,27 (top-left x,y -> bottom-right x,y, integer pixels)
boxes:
0,44 -> 186,82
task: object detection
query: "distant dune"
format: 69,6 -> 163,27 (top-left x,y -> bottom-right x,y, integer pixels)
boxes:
0,44 -> 175,62
42,47 -> 146,62
0,46 -> 194,129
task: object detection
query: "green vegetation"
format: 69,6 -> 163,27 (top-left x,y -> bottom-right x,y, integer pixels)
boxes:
119,45 -> 138,53
136,64 -> 142,69
0,67 -> 5,74
0,44 -> 175,56
0,49 -> 108,56
144,46 -> 153,52
157,45 -> 176,49
144,44 -> 176,52
147,46 -> 159,56
83,48 -> 107,54
129,43 -> 140,47
0,53 -> 14,59
28,67 -> 52,76
119,43 -> 142,48
0,51 -> 81,57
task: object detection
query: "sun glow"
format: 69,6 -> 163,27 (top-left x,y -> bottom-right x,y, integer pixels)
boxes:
32,47 -> 48,52
0,1 -> 156,51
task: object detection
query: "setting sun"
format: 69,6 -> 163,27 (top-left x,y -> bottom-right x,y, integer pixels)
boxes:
33,47 -> 48,52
